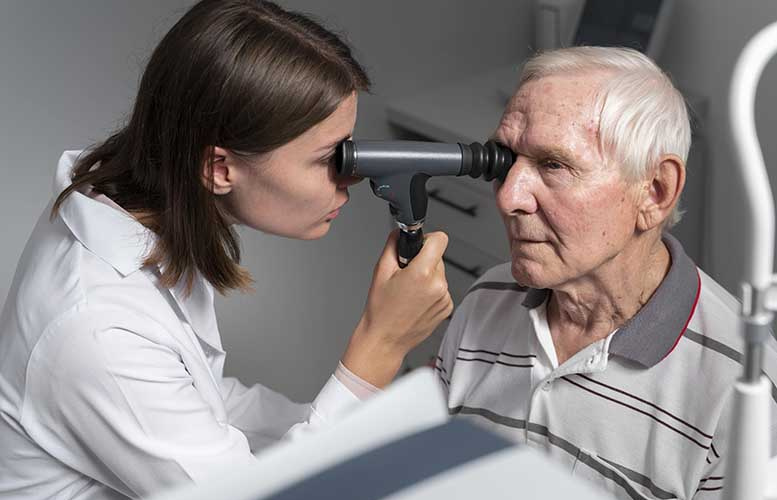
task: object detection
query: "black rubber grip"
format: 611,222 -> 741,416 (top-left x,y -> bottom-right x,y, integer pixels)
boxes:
334,140 -> 355,176
398,229 -> 424,268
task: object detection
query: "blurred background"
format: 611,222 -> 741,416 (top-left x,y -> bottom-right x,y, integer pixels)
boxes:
0,0 -> 776,402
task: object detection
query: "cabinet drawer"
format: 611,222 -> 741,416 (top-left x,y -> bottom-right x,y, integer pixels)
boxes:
424,176 -> 510,262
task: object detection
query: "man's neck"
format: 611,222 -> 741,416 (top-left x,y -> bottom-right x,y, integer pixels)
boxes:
546,232 -> 672,364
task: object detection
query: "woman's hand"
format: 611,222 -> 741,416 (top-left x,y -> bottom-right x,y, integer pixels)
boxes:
341,229 -> 453,388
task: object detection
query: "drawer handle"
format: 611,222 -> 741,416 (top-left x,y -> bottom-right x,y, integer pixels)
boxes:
443,255 -> 482,278
429,189 -> 478,217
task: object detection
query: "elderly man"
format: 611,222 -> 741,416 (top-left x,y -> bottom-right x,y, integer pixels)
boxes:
435,46 -> 777,500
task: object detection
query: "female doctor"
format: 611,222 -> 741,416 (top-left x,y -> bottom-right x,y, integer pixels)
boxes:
0,1 -> 453,498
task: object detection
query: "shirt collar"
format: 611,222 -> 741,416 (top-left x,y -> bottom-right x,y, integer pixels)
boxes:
520,234 -> 701,368
54,151 -> 224,352
54,150 -> 155,277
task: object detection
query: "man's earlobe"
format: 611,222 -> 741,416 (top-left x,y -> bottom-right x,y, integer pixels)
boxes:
203,146 -> 233,195
636,155 -> 685,231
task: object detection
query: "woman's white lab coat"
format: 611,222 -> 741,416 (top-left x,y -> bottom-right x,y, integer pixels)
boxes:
0,151 -> 361,499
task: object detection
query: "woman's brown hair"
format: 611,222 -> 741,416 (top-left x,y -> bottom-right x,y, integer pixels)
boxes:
52,0 -> 370,294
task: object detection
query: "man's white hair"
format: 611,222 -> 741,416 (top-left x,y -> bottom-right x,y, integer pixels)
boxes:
519,46 -> 691,227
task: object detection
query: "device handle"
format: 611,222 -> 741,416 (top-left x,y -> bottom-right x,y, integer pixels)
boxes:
397,228 -> 424,268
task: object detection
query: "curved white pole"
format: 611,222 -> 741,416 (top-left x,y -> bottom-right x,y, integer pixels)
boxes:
729,21 -> 777,289
724,20 -> 777,500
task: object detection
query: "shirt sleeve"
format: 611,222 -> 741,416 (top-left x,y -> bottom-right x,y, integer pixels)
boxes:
283,372 -> 364,441
218,361 -> 372,451
218,376 -> 309,451
23,315 -> 259,499
334,361 -> 380,400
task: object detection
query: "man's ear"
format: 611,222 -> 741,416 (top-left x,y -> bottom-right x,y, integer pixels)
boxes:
636,154 -> 685,231
202,146 -> 234,195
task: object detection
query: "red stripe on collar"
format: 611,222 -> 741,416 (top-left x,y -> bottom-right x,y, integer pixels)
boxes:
660,269 -> 702,362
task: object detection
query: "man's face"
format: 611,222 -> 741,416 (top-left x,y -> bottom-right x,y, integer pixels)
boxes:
493,73 -> 644,289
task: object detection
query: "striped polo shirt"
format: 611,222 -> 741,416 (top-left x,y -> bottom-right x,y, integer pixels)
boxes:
435,235 -> 777,500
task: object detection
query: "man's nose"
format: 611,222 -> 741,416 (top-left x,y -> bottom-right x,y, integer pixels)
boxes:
495,158 -> 538,216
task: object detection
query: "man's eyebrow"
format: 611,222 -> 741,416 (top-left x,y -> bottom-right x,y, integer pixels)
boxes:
481,137 -> 575,166
527,145 -> 576,165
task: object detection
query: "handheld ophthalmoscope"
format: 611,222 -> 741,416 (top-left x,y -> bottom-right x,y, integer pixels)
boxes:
335,140 -> 515,267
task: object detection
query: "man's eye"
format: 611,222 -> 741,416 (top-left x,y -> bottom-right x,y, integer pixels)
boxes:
541,159 -> 564,170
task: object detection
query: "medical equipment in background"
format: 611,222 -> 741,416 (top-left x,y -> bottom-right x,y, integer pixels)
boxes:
534,0 -> 674,59
335,140 -> 514,267
724,18 -> 777,500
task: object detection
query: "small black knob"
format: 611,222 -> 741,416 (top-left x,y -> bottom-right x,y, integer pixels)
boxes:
398,229 -> 424,268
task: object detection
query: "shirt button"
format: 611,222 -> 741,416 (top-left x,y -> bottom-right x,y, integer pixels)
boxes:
542,381 -> 552,391
587,357 -> 597,366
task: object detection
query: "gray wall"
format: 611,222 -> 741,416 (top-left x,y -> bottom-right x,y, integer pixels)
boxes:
1,1 -> 776,402
0,0 -> 193,305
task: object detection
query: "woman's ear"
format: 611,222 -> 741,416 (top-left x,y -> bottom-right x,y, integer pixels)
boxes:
636,154 -> 686,231
202,146 -> 234,195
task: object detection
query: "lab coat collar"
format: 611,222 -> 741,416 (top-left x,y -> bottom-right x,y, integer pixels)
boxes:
54,151 -> 224,352
520,233 -> 700,368
54,151 -> 155,277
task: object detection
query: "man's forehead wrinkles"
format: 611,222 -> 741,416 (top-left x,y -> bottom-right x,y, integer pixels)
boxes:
497,108 -> 526,134
500,77 -> 605,164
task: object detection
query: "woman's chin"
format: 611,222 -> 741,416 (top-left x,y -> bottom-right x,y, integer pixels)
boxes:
247,218 -> 334,240
298,221 -> 332,240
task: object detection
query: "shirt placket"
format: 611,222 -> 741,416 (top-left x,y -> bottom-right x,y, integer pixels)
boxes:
527,334 -> 610,448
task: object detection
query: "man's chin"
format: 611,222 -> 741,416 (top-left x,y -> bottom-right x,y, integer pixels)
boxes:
510,261 -> 549,289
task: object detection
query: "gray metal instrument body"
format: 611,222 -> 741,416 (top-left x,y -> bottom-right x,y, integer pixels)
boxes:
335,140 -> 514,267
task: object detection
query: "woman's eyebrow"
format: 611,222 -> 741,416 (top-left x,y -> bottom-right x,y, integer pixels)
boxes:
316,135 -> 351,154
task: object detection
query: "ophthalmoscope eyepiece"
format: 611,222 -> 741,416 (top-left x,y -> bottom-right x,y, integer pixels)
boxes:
335,140 -> 515,267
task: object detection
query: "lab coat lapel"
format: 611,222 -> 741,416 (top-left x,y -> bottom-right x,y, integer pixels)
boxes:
167,272 -> 225,354
158,271 -> 230,424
